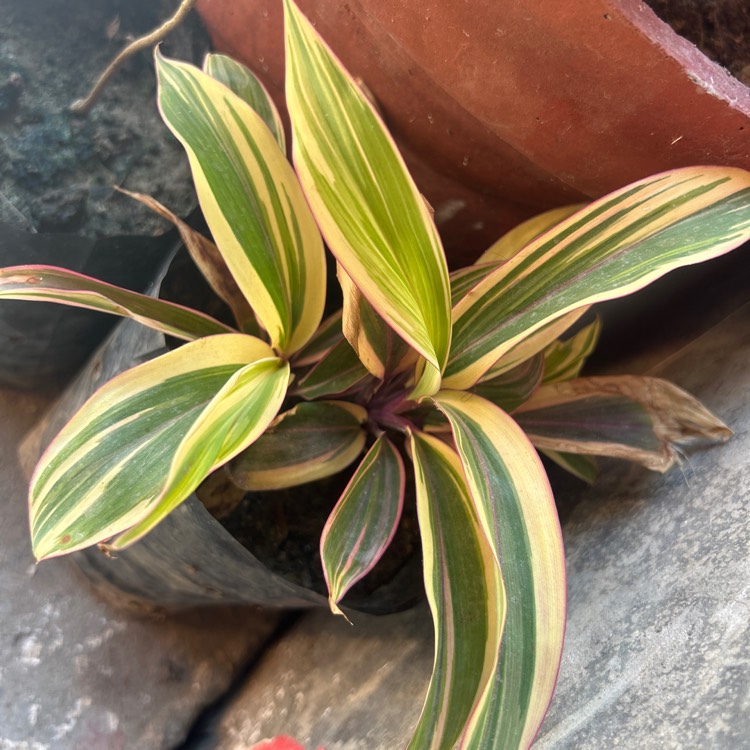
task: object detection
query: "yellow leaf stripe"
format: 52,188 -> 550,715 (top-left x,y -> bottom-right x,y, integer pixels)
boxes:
30,334 -> 276,560
284,0 -> 451,385
0,265 -> 234,340
408,430 -> 506,750
229,401 -> 367,491
448,167 -> 750,387
434,391 -> 565,749
204,53 -> 287,153
156,50 -> 325,355
321,435 -> 405,616
110,356 -> 290,549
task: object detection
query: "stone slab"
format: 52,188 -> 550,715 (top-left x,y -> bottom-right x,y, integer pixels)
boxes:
0,388 -> 281,750
201,303 -> 750,748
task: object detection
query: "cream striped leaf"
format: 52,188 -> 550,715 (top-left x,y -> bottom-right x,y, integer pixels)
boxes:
470,353 -> 544,413
433,391 -> 565,749
110,356 -> 290,549
450,262 -> 503,308
447,167 -> 750,387
477,204 -> 585,264
408,430 -> 506,750
0,265 -> 234,340
294,338 -> 374,400
204,53 -> 287,153
543,317 -> 601,384
479,308 -> 589,381
540,449 -> 599,484
30,334 -> 277,560
156,50 -> 326,355
229,401 -> 367,491
515,375 -> 732,472
292,310 -> 344,367
339,265 -> 416,379
321,435 -> 405,617
284,0 -> 451,389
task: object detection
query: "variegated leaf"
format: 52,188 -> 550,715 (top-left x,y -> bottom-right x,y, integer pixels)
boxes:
339,265 -> 416,379
471,353 -> 544,413
116,187 -> 258,334
408,430 -> 506,750
292,310 -> 344,367
433,391 -> 565,749
110,356 -> 290,549
515,375 -> 732,472
321,435 -> 405,616
448,167 -> 750,387
204,53 -> 287,153
540,449 -> 599,484
284,0 -> 451,389
30,334 -> 277,560
477,204 -> 585,263
450,262 -> 503,308
480,308 -> 589,380
229,401 -> 367,491
543,317 -> 601,384
0,265 -> 233,340
156,50 -> 326,355
293,338 -> 374,400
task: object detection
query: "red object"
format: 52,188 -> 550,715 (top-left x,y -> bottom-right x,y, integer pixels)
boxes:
196,0 -> 750,265
251,736 -> 325,750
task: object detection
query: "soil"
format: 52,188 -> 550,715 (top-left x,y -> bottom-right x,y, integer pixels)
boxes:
0,0 -> 209,236
646,0 -> 750,85
217,464 -> 422,605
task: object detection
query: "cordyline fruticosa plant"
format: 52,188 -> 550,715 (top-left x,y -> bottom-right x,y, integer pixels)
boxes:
3,2 -> 750,747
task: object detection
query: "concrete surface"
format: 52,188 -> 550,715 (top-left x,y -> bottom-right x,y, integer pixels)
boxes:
0,388 -> 281,750
199,303 -> 750,749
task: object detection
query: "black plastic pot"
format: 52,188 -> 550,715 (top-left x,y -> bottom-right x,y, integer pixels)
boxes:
0,221 -> 182,391
20,255 -> 423,614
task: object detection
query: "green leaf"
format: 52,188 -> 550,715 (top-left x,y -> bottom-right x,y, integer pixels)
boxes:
540,449 -> 599,484
543,317 -> 601,384
339,265 -> 416,379
515,375 -> 732,472
478,308 -> 589,380
292,310 -> 344,367
433,391 -> 566,749
229,400 -> 367,491
408,430 -> 506,750
471,353 -> 544,413
284,0 -> 451,387
477,204 -> 585,263
30,334 -> 280,560
0,265 -> 234,340
156,50 -> 326,355
110,356 -> 290,549
450,262 -> 503,308
204,53 -> 287,153
117,187 -> 258,334
447,167 -> 750,387
321,435 -> 405,616
293,337 -> 374,400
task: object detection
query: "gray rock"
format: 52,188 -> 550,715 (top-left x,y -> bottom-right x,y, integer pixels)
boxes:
196,606 -> 433,750
0,0 -> 205,237
0,388 -> 282,750
202,302 -> 750,748
536,302 -> 750,750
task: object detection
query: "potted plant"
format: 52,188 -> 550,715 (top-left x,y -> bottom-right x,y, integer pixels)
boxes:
5,1 -> 750,746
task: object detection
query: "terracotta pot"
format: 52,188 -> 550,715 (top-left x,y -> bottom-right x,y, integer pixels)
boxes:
195,0 -> 750,266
